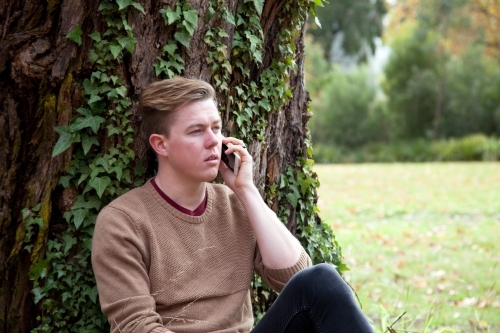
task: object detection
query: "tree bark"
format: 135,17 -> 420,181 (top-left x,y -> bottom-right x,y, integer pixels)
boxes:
0,0 -> 311,331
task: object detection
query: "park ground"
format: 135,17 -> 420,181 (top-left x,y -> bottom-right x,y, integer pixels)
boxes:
314,162 -> 500,333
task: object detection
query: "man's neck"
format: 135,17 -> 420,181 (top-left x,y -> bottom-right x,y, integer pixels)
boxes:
154,170 -> 207,211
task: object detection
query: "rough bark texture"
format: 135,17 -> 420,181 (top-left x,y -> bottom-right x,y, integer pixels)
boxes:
0,0 -> 310,332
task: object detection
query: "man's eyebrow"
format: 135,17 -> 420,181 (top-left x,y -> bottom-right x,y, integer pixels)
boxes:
185,120 -> 221,130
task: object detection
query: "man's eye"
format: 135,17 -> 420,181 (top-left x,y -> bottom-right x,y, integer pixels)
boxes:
191,129 -> 202,134
213,126 -> 221,132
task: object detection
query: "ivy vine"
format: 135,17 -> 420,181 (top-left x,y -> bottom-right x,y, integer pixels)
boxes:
25,0 -> 145,331
154,1 -> 198,78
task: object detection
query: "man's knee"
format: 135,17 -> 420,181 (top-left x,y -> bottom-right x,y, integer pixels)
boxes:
288,263 -> 346,294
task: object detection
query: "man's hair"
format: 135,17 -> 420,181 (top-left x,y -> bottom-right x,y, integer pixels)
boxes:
139,77 -> 216,140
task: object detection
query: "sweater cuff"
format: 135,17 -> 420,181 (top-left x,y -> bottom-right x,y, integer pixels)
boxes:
264,249 -> 312,283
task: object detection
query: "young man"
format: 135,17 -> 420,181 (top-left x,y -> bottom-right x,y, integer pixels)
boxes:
92,77 -> 373,333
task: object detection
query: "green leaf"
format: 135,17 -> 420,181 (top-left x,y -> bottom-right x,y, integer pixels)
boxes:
224,11 -> 235,26
32,287 -> 44,304
52,127 -> 78,157
106,124 -> 122,136
81,133 -> 99,155
174,31 -> 191,48
116,36 -> 130,49
70,115 -> 105,134
59,175 -> 71,188
89,176 -> 111,198
131,1 -> 145,14
116,0 -> 132,11
66,24 -> 82,46
252,0 -> 264,15
72,208 -> 87,229
162,6 -> 181,25
314,15 -> 322,29
218,29 -> 229,38
163,41 -> 178,56
62,233 -> 78,253
109,43 -> 123,59
77,173 -> 89,186
182,9 -> 198,34
88,32 -> 101,42
125,36 -> 137,53
116,86 -> 127,98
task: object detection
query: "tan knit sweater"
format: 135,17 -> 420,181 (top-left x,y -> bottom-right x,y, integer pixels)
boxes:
92,180 -> 311,333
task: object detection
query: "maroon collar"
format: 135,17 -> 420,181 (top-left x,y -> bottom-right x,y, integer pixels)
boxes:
151,178 -> 207,216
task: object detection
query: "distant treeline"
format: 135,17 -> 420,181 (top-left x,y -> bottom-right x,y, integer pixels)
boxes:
306,0 -> 500,163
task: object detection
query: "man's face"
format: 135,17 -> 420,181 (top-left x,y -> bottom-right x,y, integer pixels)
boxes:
162,99 -> 223,184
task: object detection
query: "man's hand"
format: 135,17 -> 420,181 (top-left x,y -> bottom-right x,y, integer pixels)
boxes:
219,136 -> 255,195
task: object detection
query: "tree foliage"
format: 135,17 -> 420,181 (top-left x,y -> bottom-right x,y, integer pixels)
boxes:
307,0 -> 386,63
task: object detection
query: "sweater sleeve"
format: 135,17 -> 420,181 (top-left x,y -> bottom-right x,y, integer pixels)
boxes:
92,206 -> 173,333
254,246 -> 312,292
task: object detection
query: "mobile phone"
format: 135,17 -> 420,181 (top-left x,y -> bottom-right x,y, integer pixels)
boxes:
221,144 -> 241,176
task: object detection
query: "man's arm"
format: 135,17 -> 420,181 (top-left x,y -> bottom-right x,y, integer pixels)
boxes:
92,206 -> 175,333
219,138 -> 304,269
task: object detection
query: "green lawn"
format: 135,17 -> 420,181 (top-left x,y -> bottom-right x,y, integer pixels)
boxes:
314,162 -> 500,333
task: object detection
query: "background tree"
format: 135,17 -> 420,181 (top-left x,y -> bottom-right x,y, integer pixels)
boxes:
383,0 -> 500,140
307,0 -> 386,63
0,0 -> 344,332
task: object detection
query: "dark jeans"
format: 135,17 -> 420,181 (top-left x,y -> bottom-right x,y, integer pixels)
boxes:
251,264 -> 374,333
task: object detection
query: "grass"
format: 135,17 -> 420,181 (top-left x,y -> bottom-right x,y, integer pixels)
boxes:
313,162 -> 500,333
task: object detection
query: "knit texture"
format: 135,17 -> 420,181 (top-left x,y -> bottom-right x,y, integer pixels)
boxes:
92,180 -> 312,333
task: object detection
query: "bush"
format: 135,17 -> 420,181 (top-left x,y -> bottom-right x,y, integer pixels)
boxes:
313,134 -> 500,163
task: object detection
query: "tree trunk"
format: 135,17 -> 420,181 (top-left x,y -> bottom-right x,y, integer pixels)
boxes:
0,0 -> 313,331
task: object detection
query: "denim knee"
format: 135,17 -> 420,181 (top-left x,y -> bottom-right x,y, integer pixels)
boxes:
288,263 -> 351,299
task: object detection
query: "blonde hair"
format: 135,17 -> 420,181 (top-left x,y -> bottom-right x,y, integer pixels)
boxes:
139,77 -> 216,140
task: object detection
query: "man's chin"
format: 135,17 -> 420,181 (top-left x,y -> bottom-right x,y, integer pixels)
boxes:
202,169 -> 219,182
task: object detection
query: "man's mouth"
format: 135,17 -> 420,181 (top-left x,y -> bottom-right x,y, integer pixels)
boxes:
205,154 -> 219,162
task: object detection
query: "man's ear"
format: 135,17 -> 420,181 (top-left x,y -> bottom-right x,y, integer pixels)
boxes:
149,134 -> 169,157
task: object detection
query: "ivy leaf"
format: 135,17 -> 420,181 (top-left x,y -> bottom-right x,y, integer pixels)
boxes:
221,61 -> 232,74
88,94 -> 102,104
131,1 -> 145,14
72,208 -> 87,229
81,133 -> 99,155
90,176 -> 111,198
174,31 -> 191,48
109,43 -> 123,59
32,287 -> 44,304
76,107 -> 92,117
88,32 -> 101,42
218,29 -> 229,38
70,115 -> 105,134
116,0 -> 132,11
224,11 -> 235,26
163,41 -> 178,56
77,173 -> 89,186
182,9 -> 198,35
107,124 -> 122,136
62,233 -> 78,253
52,126 -> 78,157
59,175 -> 71,188
161,6 -> 181,25
125,36 -> 136,53
66,24 -> 82,46
116,86 -> 127,98
116,36 -> 130,49
251,0 -> 264,15
286,186 -> 301,209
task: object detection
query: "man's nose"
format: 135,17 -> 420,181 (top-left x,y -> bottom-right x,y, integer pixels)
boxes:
206,129 -> 219,147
